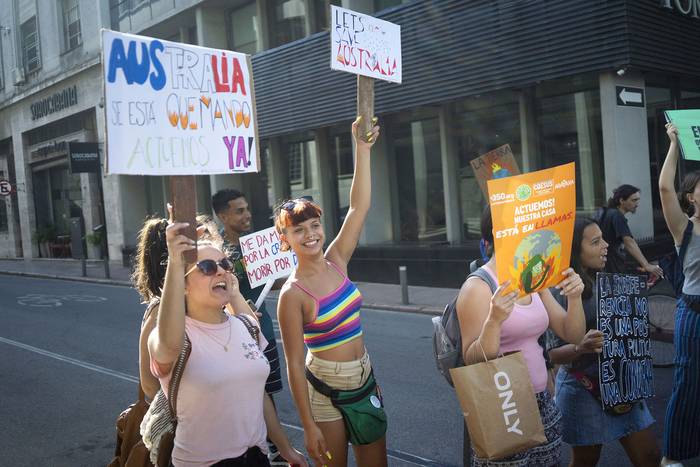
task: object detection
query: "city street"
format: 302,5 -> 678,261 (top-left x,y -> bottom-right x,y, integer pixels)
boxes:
0,275 -> 698,467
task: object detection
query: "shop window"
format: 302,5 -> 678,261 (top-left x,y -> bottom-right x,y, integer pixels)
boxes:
269,0 -> 308,48
285,138 -> 319,201
391,115 -> 446,243
329,128 -> 353,227
646,86 -> 673,238
230,2 -> 259,54
61,0 -> 82,51
535,89 -> 605,215
454,94 -> 521,239
21,16 -> 41,74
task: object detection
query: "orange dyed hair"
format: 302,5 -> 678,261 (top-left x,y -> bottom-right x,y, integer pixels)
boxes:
274,198 -> 323,233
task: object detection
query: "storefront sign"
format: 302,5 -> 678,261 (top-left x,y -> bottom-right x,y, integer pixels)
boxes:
470,144 -> 521,199
69,142 -> 101,174
487,163 -> 576,297
660,0 -> 700,19
30,86 -> 78,121
597,272 -> 654,410
239,226 -> 297,289
31,141 -> 68,161
330,5 -> 402,83
0,180 -> 13,196
616,86 -> 645,107
664,109 -> 700,161
102,29 -> 260,175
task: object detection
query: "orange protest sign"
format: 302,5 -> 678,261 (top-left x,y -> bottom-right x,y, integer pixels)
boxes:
487,163 -> 576,297
470,144 -> 521,198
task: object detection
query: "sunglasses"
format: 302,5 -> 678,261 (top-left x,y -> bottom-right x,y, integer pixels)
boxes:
281,199 -> 304,211
184,258 -> 234,277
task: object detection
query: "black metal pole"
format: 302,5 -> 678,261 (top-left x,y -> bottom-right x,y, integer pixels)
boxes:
96,155 -> 110,279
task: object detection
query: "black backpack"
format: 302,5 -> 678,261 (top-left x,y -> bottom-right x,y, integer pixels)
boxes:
432,265 -> 497,386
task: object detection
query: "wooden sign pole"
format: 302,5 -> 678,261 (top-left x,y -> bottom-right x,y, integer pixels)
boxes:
169,175 -> 198,264
357,75 -> 374,141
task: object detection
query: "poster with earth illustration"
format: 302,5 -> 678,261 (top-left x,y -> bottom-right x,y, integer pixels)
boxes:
487,162 -> 576,297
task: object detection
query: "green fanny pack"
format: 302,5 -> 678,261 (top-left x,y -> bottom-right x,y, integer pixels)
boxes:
305,367 -> 387,445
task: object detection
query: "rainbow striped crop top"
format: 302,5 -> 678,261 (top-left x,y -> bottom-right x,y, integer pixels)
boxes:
293,262 -> 363,353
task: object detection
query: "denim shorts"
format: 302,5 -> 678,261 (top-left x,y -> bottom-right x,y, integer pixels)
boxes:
555,368 -> 655,446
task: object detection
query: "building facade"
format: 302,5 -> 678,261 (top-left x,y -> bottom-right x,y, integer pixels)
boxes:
0,0 -> 699,286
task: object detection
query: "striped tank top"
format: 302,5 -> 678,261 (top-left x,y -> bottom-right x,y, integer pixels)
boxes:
292,261 -> 363,353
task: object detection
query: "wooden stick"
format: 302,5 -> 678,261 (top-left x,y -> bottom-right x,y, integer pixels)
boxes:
357,75 -> 375,141
169,175 -> 198,264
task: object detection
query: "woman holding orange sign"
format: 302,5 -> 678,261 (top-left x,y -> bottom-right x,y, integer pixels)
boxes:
456,206 -> 586,466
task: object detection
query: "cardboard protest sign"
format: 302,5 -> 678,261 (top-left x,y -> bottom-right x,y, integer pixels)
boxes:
487,163 -> 576,297
101,29 -> 260,175
470,145 -> 521,198
665,110 -> 700,161
330,5 -> 402,84
597,273 -> 654,410
239,227 -> 297,289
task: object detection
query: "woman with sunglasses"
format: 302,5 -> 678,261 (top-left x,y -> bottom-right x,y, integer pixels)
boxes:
148,212 -> 307,467
275,117 -> 385,467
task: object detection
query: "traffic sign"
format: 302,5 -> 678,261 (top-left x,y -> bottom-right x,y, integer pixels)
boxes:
0,180 -> 12,196
616,86 -> 645,107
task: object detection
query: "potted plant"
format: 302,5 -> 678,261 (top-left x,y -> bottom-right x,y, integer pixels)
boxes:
33,224 -> 57,258
86,231 -> 103,259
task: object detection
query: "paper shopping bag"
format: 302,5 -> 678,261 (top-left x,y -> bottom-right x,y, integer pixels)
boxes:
450,351 -> 546,460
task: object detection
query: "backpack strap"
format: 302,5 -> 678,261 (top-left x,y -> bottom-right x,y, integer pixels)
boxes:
168,335 -> 191,417
234,313 -> 260,346
468,266 -> 498,294
678,219 -> 694,266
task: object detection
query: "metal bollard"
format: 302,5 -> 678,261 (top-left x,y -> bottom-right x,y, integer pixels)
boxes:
399,265 -> 409,305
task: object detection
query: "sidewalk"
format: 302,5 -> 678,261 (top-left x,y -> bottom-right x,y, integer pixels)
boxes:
0,258 -> 455,314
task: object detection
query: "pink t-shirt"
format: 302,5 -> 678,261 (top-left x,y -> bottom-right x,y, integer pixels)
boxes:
151,314 -> 270,467
483,266 -> 550,393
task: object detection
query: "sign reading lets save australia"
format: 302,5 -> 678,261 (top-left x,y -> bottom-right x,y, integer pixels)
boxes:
487,163 -> 576,297
101,30 -> 259,175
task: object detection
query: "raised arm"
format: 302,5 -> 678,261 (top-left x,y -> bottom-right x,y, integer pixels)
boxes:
147,220 -> 195,372
659,123 -> 688,243
326,117 -> 380,267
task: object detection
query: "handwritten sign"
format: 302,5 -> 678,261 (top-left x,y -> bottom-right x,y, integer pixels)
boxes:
101,29 -> 259,175
488,163 -> 576,297
665,109 -> 700,161
239,227 -> 298,289
330,5 -> 402,84
597,273 -> 654,410
470,144 -> 521,198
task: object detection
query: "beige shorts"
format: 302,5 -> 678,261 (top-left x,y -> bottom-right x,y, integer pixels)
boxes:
305,350 -> 372,423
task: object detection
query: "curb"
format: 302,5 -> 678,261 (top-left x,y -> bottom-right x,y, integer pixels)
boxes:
0,270 -> 442,315
0,270 -> 131,287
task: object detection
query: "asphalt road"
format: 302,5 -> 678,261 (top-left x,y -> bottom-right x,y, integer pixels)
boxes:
0,275 -> 698,467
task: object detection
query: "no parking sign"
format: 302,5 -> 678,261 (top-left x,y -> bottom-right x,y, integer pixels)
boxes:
0,180 -> 13,196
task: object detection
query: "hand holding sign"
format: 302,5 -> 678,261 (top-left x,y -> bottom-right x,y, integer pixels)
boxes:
664,109 -> 700,161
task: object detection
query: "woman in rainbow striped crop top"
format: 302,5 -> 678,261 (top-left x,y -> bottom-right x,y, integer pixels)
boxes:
275,117 -> 387,467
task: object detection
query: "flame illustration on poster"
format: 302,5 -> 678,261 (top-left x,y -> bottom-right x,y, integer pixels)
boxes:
487,163 -> 576,297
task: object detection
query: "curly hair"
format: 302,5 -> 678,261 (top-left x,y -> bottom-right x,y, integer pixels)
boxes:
131,217 -> 168,302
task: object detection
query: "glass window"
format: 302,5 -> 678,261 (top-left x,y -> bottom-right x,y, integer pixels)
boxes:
269,0 -> 307,48
230,2 -> 259,54
391,115 -> 446,242
535,89 -> 605,215
21,16 -> 41,74
284,137 -> 319,201
0,35 -> 4,90
314,0 -> 341,32
62,0 -> 81,51
374,0 -> 411,13
329,128 -> 353,227
646,86 -> 673,237
454,94 -> 521,239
